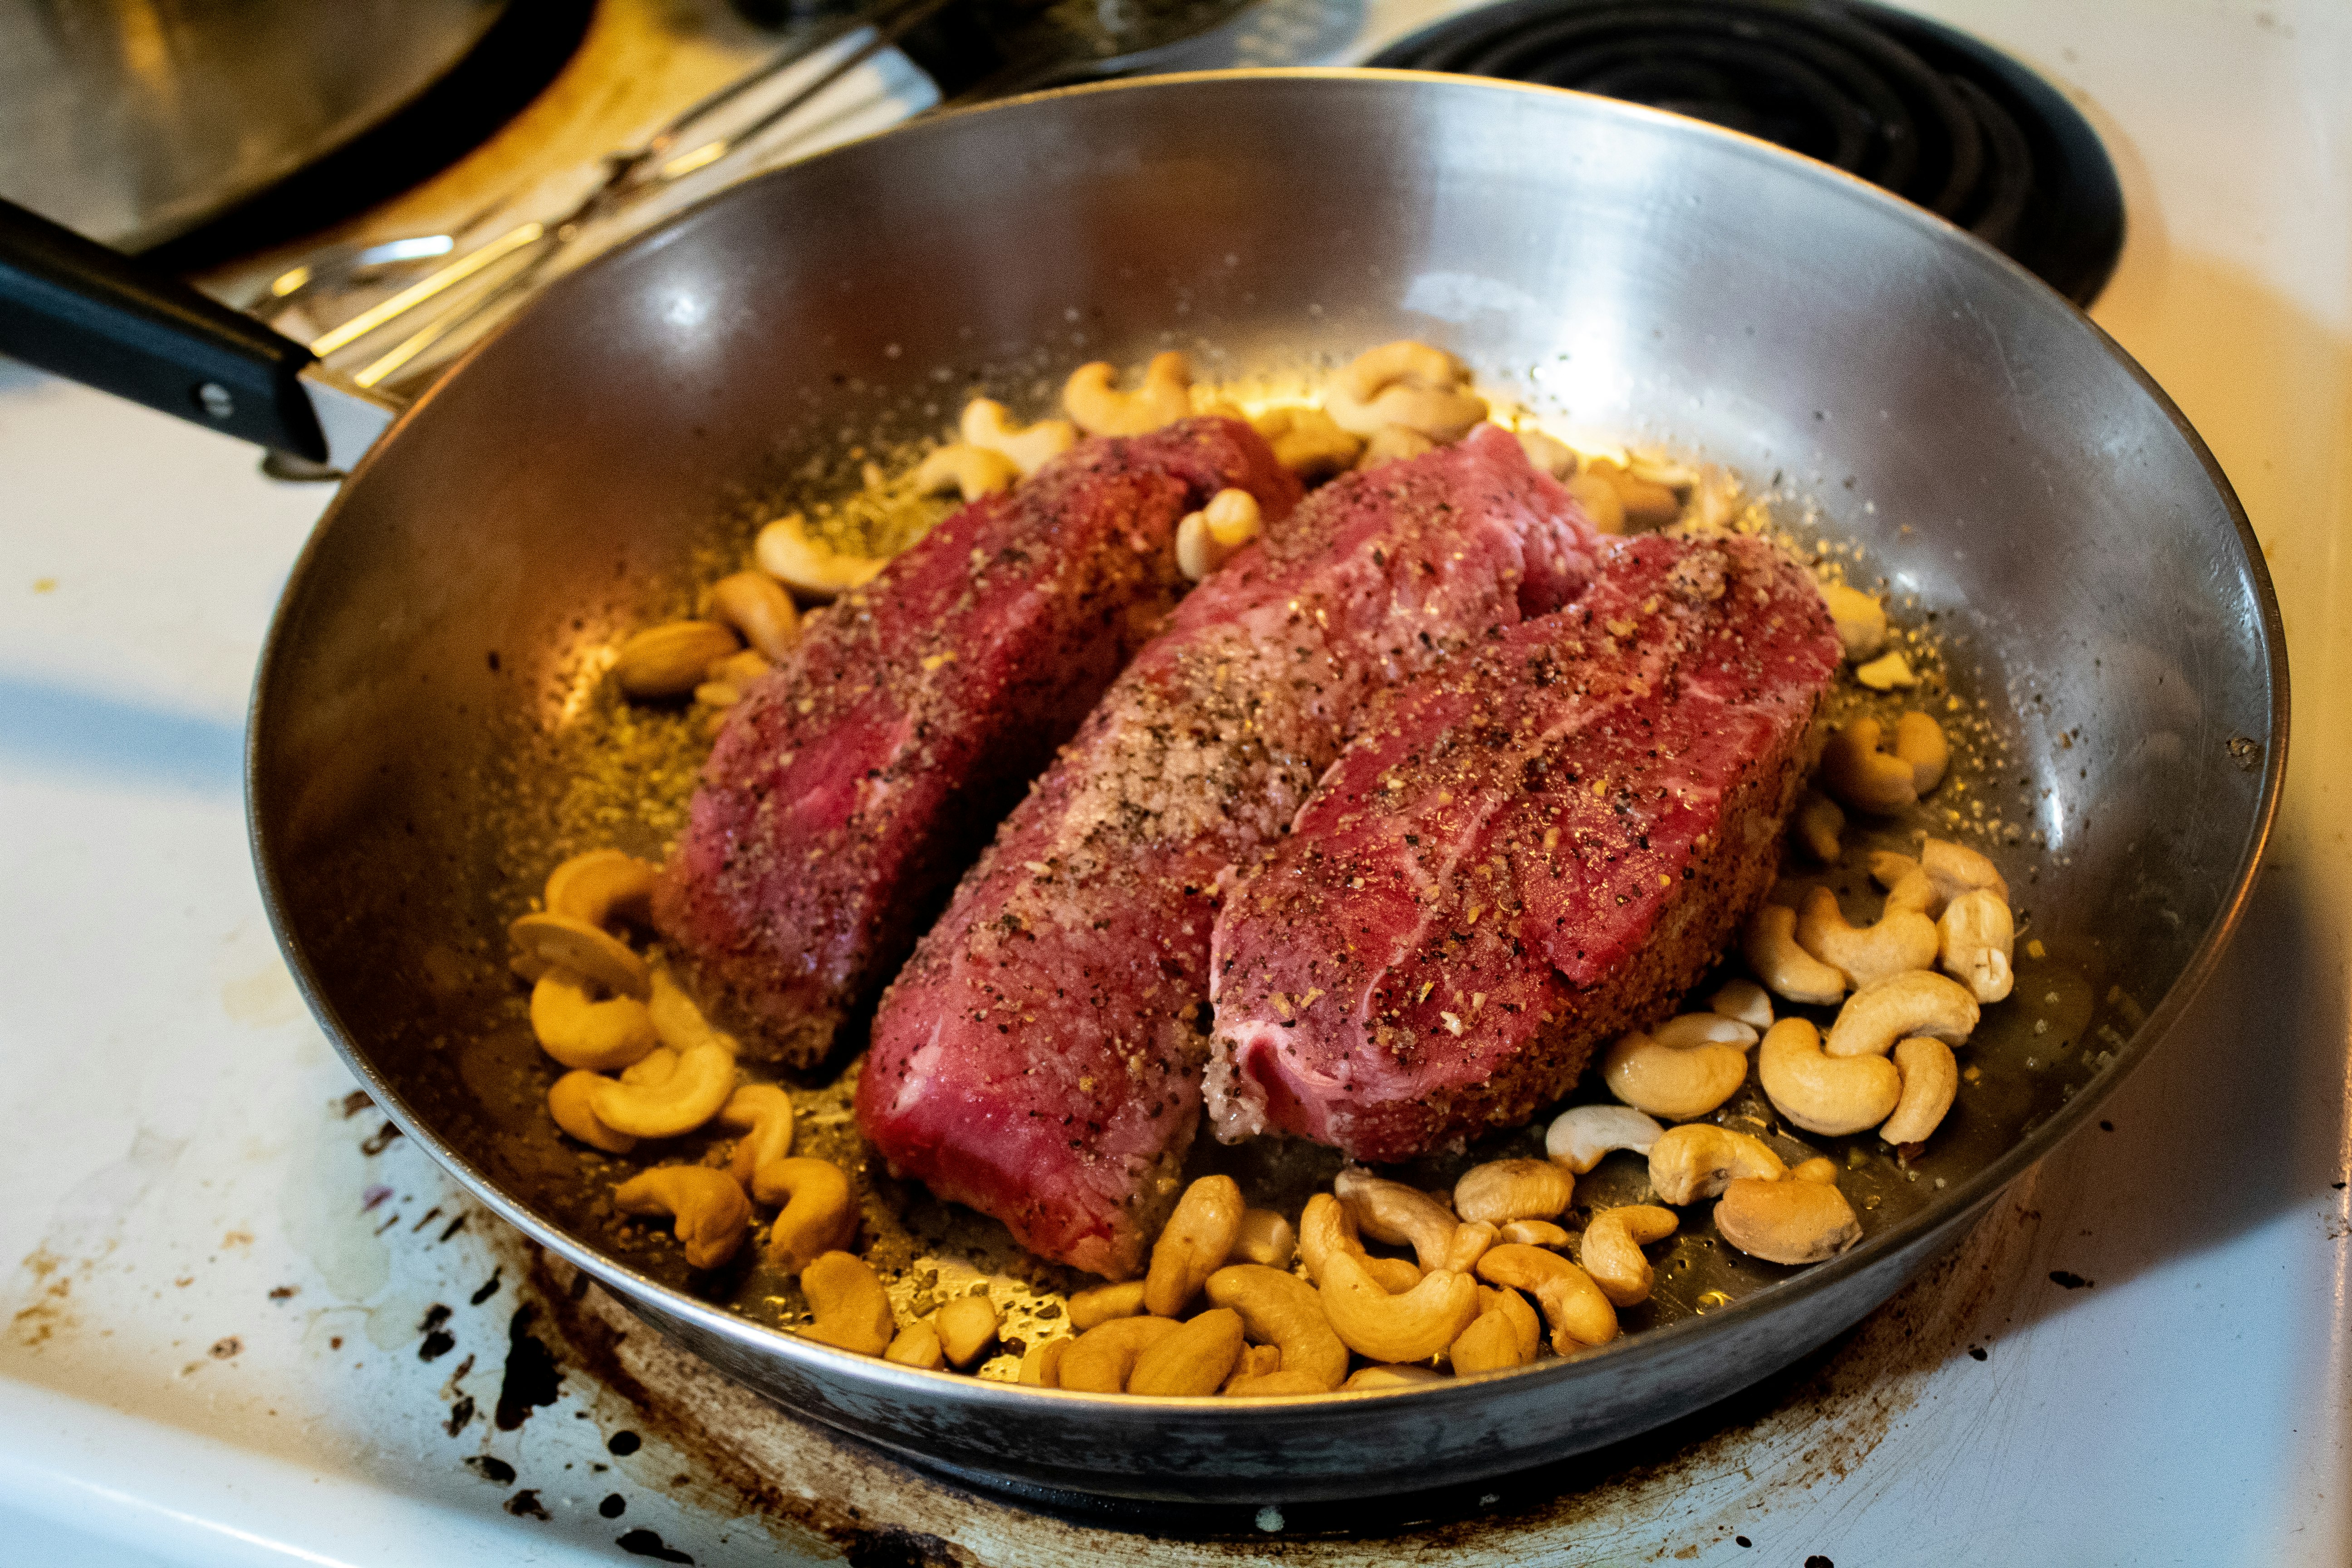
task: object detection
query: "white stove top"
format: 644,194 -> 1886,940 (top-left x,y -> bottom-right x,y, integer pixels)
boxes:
4,1 -> 2348,1562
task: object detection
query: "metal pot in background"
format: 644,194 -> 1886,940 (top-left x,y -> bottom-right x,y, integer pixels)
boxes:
0,0 -> 513,250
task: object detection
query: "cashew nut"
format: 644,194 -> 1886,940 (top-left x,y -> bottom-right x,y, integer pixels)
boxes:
1063,352 -> 1192,436
1449,1304 -> 1531,1375
1715,1176 -> 1862,1265
750,1156 -> 858,1274
934,1293 -> 1000,1369
1205,1264 -> 1348,1391
587,1039 -> 733,1138
1546,1103 -> 1666,1173
1855,650 -> 1920,690
1334,1168 -> 1458,1274
1821,718 -> 1919,815
1563,470 -> 1627,534
1791,789 -> 1844,863
620,1047 -> 676,1086
754,512 -> 885,599
510,911 -> 649,1000
1481,1282 -> 1544,1362
1343,1364 -> 1446,1391
545,849 -> 658,929
1602,1014 -> 1756,1120
1128,1306 -> 1246,1396
1060,1314 -> 1183,1393
1324,341 -> 1486,441
1894,711 -> 1949,793
1869,849 -> 1923,893
1514,427 -> 1576,480
1455,1159 -> 1576,1226
1250,405 -> 1363,480
1498,1220 -> 1572,1249
1921,837 -> 2010,905
530,969 -> 659,1071
719,1083 -> 794,1186
885,1322 -> 945,1370
1317,1249 -> 1482,1363
1363,1256 -> 1425,1294
1354,424 -> 1437,469
1824,970 -> 1980,1058
548,1070 -> 637,1154
1577,1205 -> 1678,1308
1446,1221 -> 1498,1274
1018,1337 -> 1069,1387
1581,457 -> 1681,529
1938,888 -> 2015,1002
1474,1244 -> 1617,1350
1175,487 -> 1264,581
1232,1208 -> 1296,1271
1883,868 -> 1939,917
1297,1192 -> 1366,1285
647,968 -> 733,1054
613,1166 -> 751,1270
615,620 -> 741,699
799,1251 -> 895,1355
960,398 -> 1075,477
1647,1123 -> 1788,1205
1880,1036 -> 1960,1145
1817,581 -> 1887,661
1145,1175 -> 1245,1316
1742,903 -> 1847,1007
1791,1156 -> 1839,1184
914,442 -> 1020,504
1758,1017 -> 1903,1135
1068,1280 -> 1147,1331
1795,885 -> 1939,990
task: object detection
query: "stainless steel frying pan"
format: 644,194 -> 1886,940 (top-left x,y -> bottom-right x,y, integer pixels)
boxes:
0,70 -> 2285,1503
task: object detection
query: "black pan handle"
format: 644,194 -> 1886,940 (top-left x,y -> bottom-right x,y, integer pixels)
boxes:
0,197 -> 329,461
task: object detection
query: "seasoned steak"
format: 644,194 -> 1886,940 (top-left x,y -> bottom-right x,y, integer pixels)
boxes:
654,418 -> 1302,1065
856,426 -> 1603,1277
1206,534 -> 1842,1163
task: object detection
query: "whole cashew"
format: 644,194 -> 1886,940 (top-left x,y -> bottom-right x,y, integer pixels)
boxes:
960,398 -> 1076,477
1602,1014 -> 1755,1120
648,968 -> 733,1054
613,1166 -> 751,1270
530,969 -> 659,1071
1824,970 -> 1980,1058
1498,1219 -> 1573,1249
547,1070 -> 637,1154
1481,1283 -> 1544,1362
1921,837 -> 2010,905
1068,1280 -> 1147,1331
1514,427 -> 1576,480
620,1047 -> 676,1087
719,1083 -> 795,1186
1563,470 -> 1627,534
1018,1338 -> 1069,1387
1296,1194 -> 1361,1284
1318,1250 -> 1483,1363
1474,1244 -> 1617,1350
1880,1036 -> 1960,1145
1715,1176 -> 1862,1265
754,513 -> 885,599
1455,1159 -> 1576,1226
1145,1175 -> 1246,1316
1647,1124 -> 1787,1205
1232,1208 -> 1297,1270
1128,1307 -> 1246,1396
1449,1305 -> 1532,1375
1446,1221 -> 1499,1274
510,911 -> 649,1000
1711,979 -> 1775,1032
1578,1205 -> 1679,1308
1581,457 -> 1681,529
1794,885 -> 1939,990
1818,580 -> 1887,661
1063,352 -> 1192,436
799,1251 -> 896,1356
1793,789 -> 1845,863
588,1040 -> 734,1138
1205,1264 -> 1349,1391
1324,341 -> 1487,442
1939,888 -> 2016,1002
614,620 -> 740,699
1175,487 -> 1265,582
1546,1103 -> 1666,1174
1758,1017 -> 1903,1136
1251,405 -> 1363,479
1354,424 -> 1437,470
1791,1156 -> 1840,1184
1893,711 -> 1950,793
1333,1169 -> 1456,1274
913,442 -> 1020,504
1344,1364 -> 1447,1391
1060,1315 -> 1183,1393
544,849 -> 658,929
1742,903 -> 1847,1006
885,1322 -> 945,1370
708,571 -> 800,661
750,1156 -> 858,1274
934,1293 -> 1000,1369
1821,718 -> 1919,815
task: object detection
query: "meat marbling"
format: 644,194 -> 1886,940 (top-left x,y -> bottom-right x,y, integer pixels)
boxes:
855,426 -> 1603,1276
1206,533 -> 1842,1163
655,417 -> 1301,1066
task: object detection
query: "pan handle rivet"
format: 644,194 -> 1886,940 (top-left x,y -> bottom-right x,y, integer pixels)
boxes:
196,382 -> 235,420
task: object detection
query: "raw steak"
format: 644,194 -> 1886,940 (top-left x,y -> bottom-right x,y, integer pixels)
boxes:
654,418 -> 1301,1066
1206,533 -> 1842,1163
857,426 -> 1603,1276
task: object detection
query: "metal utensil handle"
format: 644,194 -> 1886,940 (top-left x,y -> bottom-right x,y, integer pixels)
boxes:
0,197 -> 328,460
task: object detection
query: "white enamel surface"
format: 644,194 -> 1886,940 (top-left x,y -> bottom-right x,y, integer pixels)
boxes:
3,0 -> 2347,1561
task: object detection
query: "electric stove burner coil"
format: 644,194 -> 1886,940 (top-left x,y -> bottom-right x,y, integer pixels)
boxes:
1369,0 -> 2122,303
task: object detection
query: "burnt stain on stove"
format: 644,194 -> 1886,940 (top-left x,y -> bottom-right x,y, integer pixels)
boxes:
494,1303 -> 563,1429
360,1121 -> 403,1156
466,1455 -> 516,1485
418,1303 -> 456,1361
616,1528 -> 695,1562
504,1489 -> 550,1520
2048,1270 -> 2093,1290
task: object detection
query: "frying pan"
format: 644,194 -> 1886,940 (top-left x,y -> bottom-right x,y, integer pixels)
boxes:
0,70 -> 2284,1502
